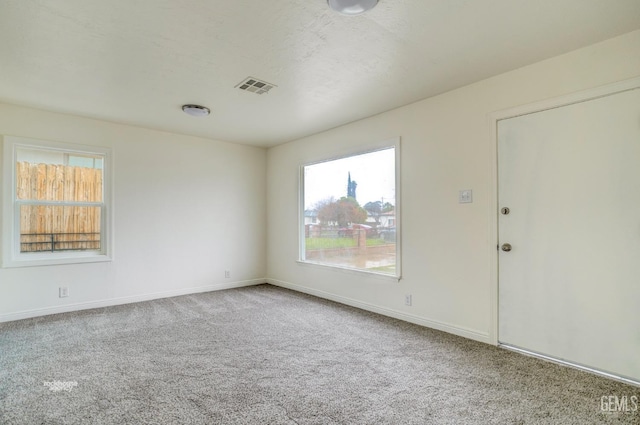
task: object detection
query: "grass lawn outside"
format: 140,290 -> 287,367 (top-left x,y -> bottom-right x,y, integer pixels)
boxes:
305,237 -> 387,250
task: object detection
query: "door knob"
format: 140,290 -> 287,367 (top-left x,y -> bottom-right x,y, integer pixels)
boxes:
501,243 -> 512,252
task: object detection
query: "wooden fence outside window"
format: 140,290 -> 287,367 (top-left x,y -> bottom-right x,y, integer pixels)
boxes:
17,162 -> 103,252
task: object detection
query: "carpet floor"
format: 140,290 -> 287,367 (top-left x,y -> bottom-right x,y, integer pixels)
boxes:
0,284 -> 637,424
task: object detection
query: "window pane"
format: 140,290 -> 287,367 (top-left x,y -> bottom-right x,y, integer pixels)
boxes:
303,147 -> 397,275
68,155 -> 104,169
16,150 -> 103,202
19,205 -> 101,253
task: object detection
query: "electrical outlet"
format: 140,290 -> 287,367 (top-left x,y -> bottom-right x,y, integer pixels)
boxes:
225,270 -> 231,278
59,286 -> 69,298
405,294 -> 412,306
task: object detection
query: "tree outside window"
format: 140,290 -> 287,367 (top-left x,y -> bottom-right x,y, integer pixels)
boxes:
301,143 -> 399,277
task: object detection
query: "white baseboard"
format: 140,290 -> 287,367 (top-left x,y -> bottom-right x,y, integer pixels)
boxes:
3,277 -> 491,346
0,279 -> 265,323
500,344 -> 640,388
266,278 -> 490,344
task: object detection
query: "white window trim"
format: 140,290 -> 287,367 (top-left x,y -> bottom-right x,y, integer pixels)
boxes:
298,137 -> 402,281
1,136 -> 113,268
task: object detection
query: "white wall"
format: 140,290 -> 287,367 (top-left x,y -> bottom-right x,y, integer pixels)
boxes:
0,104 -> 267,321
3,30 -> 639,335
266,30 -> 640,343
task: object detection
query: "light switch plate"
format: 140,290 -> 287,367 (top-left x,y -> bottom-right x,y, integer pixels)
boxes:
459,189 -> 473,203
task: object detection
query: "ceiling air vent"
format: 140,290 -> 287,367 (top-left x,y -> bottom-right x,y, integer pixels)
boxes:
235,77 -> 276,95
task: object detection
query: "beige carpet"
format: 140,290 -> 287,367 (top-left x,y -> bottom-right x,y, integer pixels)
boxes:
0,284 -> 637,424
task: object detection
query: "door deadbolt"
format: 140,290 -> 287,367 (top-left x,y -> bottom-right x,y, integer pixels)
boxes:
501,243 -> 512,252
501,207 -> 510,215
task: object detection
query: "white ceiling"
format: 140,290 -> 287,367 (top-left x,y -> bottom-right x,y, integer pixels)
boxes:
1,1 -> 639,147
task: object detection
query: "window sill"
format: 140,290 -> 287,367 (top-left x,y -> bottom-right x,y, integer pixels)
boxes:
296,260 -> 401,282
2,252 -> 112,268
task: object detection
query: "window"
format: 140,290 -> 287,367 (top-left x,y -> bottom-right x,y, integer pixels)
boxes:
2,136 -> 112,267
300,140 -> 400,278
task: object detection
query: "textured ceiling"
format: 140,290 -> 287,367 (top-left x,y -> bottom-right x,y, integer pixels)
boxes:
1,0 -> 639,147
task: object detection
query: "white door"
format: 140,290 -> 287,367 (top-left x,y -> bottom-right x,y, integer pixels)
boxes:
498,87 -> 640,383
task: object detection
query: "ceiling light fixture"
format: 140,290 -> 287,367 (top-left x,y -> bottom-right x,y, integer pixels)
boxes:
182,104 -> 210,117
327,0 -> 378,16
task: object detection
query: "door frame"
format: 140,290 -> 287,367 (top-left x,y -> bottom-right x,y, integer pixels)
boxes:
488,76 -> 640,346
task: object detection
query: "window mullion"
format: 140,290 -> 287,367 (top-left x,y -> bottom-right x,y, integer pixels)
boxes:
16,200 -> 104,207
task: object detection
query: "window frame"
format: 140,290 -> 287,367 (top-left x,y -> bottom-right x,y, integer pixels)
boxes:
298,137 -> 401,280
2,136 -> 113,268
